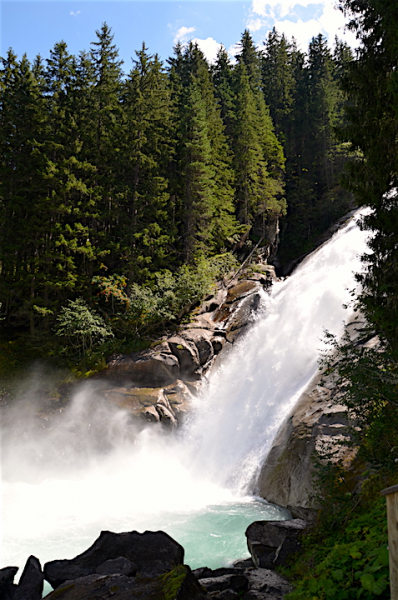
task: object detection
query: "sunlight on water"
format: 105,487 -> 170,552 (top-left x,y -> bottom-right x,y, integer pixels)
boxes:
0,211 -> 370,577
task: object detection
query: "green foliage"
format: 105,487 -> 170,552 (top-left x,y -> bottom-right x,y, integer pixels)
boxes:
93,253 -> 238,338
320,326 -> 398,470
54,298 -> 113,357
286,498 -> 389,600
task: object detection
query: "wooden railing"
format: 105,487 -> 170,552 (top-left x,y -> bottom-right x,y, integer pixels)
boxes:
381,484 -> 398,599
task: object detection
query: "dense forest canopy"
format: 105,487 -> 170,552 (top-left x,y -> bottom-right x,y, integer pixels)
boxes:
0,25 -> 353,354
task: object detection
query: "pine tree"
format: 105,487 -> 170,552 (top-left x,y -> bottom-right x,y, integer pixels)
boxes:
88,23 -> 124,267
262,28 -> 295,141
232,33 -> 286,229
119,44 -> 174,283
40,41 -> 102,310
338,0 -> 398,354
168,42 -> 237,261
0,51 -> 48,332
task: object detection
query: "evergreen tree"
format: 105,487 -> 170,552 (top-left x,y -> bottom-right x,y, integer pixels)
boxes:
41,41 -> 102,310
275,33 -> 353,265
0,51 -> 48,331
168,42 -> 237,261
232,33 -> 286,230
212,45 -> 235,140
119,44 -> 174,283
338,0 -> 398,354
88,23 -> 124,266
262,28 -> 296,141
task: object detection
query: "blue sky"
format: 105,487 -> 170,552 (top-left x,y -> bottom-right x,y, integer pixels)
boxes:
1,0 -> 356,70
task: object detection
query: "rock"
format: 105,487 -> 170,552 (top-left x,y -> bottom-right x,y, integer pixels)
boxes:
225,291 -> 262,343
199,573 -> 248,593
246,520 -> 308,569
255,315 -> 372,517
193,567 -> 245,581
99,349 -> 180,387
211,590 -> 239,599
0,567 -> 18,600
44,530 -> 185,588
95,557 -> 136,576
243,568 -> 292,600
168,336 -> 201,379
231,558 -> 254,569
256,370 -> 358,518
43,565 -> 207,600
100,379 -> 193,427
14,556 -> 44,600
181,329 -> 214,366
155,403 -> 177,427
225,281 -> 259,303
212,336 -> 226,354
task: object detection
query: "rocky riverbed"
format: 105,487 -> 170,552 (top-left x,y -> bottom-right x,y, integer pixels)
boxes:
0,518 -> 309,600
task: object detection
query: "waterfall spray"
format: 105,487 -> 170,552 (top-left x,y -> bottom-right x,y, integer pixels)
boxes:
0,211 -> 370,573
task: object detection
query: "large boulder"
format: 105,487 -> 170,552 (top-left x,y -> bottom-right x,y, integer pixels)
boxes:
44,530 -> 185,588
246,520 -> 308,569
199,573 -> 248,593
100,344 -> 180,387
14,556 -> 44,600
43,565 -> 207,600
0,567 -> 18,600
242,568 -> 292,600
168,336 -> 202,379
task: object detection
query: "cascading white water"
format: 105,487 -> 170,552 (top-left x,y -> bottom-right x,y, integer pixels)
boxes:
0,211 -> 370,579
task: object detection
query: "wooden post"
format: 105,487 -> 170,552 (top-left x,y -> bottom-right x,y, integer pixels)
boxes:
381,484 -> 398,600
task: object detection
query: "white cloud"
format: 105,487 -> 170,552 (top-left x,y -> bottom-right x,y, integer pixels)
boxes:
173,26 -> 196,46
248,0 -> 358,50
272,17 -> 325,49
246,17 -> 268,33
251,0 -> 316,19
228,42 -> 240,63
70,10 -> 81,17
192,37 -> 223,64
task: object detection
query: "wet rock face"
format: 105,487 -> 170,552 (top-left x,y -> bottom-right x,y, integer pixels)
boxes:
257,315 -> 372,519
101,379 -> 192,427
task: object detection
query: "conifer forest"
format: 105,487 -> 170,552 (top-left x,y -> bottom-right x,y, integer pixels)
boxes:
0,25 -> 353,348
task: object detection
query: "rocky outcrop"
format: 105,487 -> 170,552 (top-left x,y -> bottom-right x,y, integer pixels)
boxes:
256,315 -> 376,519
0,528 -> 295,600
95,267 -> 277,427
44,530 -> 184,587
0,557 -> 44,600
101,379 -> 192,427
192,565 -> 292,599
245,520 -> 308,569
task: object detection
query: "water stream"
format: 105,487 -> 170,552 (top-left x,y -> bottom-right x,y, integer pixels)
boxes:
0,211 -> 370,582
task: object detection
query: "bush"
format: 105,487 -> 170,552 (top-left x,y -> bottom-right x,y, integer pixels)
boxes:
286,498 -> 389,600
92,253 -> 239,338
54,298 -> 114,358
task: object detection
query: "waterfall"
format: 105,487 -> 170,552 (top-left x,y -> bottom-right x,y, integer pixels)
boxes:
0,211 -> 370,574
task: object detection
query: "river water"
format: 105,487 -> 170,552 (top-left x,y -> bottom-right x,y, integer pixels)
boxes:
0,211 -> 370,583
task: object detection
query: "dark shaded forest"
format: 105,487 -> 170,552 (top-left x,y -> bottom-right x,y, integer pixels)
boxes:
0,25 -> 353,356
